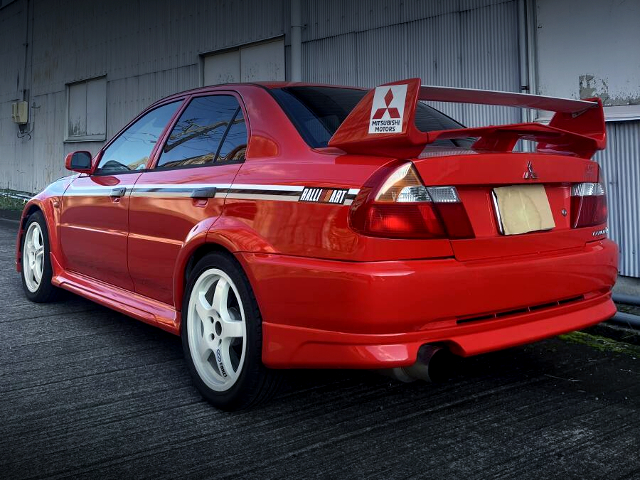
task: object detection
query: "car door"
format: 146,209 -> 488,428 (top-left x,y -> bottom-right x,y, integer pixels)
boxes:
59,100 -> 183,290
127,93 -> 248,305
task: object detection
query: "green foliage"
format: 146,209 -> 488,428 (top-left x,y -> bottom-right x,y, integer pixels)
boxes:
560,330 -> 640,357
0,191 -> 29,211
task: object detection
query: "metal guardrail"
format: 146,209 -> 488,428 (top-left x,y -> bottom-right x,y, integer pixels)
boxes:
0,190 -> 32,202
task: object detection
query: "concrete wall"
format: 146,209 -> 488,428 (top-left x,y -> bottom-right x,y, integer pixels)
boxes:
536,0 -> 640,111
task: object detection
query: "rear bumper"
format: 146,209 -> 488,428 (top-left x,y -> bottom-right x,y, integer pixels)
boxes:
238,239 -> 618,368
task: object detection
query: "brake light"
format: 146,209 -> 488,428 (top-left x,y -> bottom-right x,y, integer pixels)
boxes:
570,182 -> 607,228
349,162 -> 474,239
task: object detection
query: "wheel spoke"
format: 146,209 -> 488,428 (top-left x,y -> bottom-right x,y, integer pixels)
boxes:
32,227 -> 41,249
218,338 -> 237,380
212,278 -> 231,322
33,260 -> 43,283
196,291 -> 212,322
222,318 -> 243,339
35,246 -> 44,259
198,334 -> 212,362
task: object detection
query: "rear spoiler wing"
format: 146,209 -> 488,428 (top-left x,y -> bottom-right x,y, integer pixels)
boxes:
328,78 -> 605,159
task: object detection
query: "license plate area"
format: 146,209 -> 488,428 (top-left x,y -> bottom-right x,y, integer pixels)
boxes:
492,185 -> 555,235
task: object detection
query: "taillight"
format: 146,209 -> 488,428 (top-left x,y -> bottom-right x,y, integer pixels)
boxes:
349,162 -> 474,239
570,181 -> 607,228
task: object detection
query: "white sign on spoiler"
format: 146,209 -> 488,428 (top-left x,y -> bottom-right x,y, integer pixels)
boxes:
368,84 -> 407,134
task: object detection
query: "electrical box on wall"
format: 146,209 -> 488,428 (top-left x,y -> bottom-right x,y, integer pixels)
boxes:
12,101 -> 29,125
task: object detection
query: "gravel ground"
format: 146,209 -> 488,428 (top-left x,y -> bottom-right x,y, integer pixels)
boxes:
1,218 -> 639,479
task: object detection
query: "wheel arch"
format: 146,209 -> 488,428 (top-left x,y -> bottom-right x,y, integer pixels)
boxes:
173,217 -> 274,313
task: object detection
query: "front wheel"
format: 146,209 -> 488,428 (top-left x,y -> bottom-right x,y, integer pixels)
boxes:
20,211 -> 59,303
181,252 -> 281,410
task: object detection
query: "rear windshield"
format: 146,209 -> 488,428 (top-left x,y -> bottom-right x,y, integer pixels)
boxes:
271,86 -> 471,149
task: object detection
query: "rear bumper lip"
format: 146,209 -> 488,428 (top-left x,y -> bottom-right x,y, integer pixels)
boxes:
238,239 -> 618,368
263,292 -> 616,368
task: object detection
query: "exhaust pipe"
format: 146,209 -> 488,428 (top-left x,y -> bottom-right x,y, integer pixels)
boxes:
379,345 -> 452,383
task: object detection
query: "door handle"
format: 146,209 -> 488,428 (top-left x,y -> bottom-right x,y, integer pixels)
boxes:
110,187 -> 127,198
190,187 -> 217,199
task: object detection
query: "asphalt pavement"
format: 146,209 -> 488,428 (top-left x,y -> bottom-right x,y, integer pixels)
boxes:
1,218 -> 639,479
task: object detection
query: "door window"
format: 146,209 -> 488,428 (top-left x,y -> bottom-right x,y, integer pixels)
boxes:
156,95 -> 247,169
96,101 -> 181,173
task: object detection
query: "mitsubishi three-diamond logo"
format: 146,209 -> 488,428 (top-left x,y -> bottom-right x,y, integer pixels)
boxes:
369,84 -> 408,134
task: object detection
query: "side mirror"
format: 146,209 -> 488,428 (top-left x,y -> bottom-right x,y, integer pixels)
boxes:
65,151 -> 93,174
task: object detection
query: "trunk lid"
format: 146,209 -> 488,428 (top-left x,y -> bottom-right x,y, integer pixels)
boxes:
411,150 -> 601,261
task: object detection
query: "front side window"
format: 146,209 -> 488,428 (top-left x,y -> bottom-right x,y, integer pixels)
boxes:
96,101 -> 181,173
156,95 -> 247,169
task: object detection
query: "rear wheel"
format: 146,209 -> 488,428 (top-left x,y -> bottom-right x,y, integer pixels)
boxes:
181,252 -> 281,410
20,211 -> 59,302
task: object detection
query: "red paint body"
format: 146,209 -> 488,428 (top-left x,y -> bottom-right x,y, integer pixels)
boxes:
16,80 -> 618,369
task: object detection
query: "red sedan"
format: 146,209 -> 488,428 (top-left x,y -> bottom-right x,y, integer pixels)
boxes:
16,78 -> 618,410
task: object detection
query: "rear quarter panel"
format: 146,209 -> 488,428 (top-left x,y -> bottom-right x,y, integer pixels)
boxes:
218,86 -> 454,262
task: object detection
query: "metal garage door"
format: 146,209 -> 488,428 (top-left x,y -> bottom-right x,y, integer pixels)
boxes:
203,37 -> 285,85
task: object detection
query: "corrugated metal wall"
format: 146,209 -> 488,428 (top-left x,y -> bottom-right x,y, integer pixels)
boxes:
301,0 -> 521,128
595,122 -> 640,277
0,0 -> 288,193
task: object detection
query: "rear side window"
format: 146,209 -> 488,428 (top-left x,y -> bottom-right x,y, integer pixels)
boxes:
271,86 -> 471,149
156,95 -> 247,169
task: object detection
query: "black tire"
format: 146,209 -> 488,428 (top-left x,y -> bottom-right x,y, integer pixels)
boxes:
181,252 -> 281,411
20,211 -> 59,303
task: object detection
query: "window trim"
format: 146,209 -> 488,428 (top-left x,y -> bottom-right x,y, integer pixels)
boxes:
64,76 -> 108,143
150,91 -> 250,171
92,98 -> 186,176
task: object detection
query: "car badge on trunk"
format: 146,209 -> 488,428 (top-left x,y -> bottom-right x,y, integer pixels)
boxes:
523,161 -> 538,180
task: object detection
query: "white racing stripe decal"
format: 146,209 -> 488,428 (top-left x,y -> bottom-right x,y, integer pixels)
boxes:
65,183 -> 360,204
228,184 -> 305,193
224,184 -> 304,203
225,193 -> 301,202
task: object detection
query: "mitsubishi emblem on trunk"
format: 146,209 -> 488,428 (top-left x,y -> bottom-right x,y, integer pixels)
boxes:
523,161 -> 538,180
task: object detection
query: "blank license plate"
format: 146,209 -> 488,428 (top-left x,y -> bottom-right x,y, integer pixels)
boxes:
492,185 -> 555,235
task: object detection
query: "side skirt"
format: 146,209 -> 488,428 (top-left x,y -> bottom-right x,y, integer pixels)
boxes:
51,268 -> 180,335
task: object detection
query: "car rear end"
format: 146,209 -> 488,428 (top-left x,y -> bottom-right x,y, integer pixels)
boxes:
255,80 -> 618,369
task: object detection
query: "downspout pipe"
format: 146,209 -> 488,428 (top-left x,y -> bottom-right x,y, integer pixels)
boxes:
612,293 -> 640,307
517,0 -> 529,124
290,0 -> 302,82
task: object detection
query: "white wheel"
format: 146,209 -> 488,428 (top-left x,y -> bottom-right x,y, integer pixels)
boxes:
20,211 -> 59,303
23,221 -> 45,293
186,268 -> 247,392
181,252 -> 281,410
